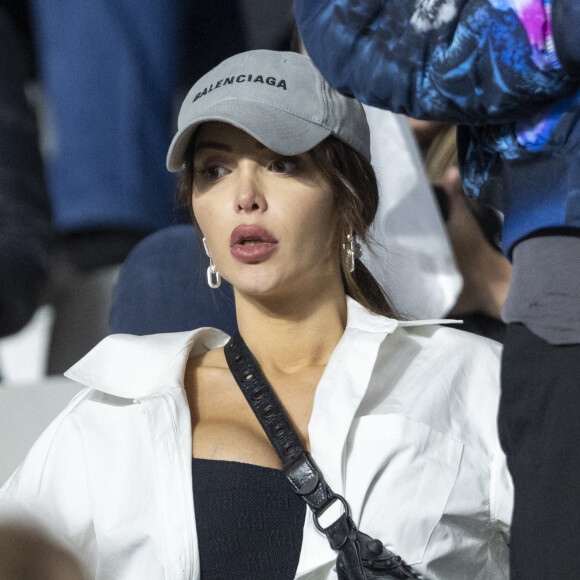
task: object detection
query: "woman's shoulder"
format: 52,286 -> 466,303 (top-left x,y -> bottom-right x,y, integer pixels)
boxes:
381,321 -> 502,397
184,344 -> 231,395
364,322 -> 502,446
64,327 -> 231,398
188,344 -> 227,370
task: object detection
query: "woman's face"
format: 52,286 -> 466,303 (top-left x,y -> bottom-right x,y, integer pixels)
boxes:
191,122 -> 342,299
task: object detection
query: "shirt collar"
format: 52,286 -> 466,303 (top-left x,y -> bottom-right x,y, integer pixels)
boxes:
64,327 -> 230,398
63,298 -> 453,399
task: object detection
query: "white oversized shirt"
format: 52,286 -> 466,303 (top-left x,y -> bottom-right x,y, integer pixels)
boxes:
0,298 -> 512,579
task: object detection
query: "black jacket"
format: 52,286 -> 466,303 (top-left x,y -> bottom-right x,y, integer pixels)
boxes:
0,3 -> 52,337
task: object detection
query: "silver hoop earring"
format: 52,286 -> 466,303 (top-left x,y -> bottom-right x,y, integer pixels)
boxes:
202,237 -> 221,289
342,232 -> 361,273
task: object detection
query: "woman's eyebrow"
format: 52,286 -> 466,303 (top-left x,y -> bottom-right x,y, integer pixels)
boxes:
194,141 -> 232,153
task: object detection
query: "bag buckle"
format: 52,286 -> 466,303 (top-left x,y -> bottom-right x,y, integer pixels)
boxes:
313,493 -> 350,533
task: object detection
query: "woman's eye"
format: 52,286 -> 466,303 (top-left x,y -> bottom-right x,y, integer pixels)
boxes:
271,157 -> 298,175
197,166 -> 228,182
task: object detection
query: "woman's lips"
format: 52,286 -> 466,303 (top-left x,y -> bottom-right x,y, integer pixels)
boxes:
230,224 -> 278,262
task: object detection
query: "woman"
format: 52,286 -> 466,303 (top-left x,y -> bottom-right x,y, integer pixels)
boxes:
0,50 -> 512,579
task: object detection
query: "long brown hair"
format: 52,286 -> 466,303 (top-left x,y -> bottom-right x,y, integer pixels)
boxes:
178,133 -> 397,318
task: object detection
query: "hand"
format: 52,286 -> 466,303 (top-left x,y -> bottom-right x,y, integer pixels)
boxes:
440,167 -> 512,319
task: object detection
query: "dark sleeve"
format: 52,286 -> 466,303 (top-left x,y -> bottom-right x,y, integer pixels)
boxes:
0,7 -> 52,337
294,0 -> 578,124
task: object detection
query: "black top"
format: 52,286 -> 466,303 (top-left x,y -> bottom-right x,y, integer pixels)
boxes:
192,458 -> 306,580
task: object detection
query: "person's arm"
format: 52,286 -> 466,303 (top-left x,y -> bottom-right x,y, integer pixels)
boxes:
295,0 -> 578,124
440,167 -> 511,319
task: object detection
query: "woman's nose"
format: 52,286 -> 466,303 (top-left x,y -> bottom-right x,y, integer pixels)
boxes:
234,164 -> 267,213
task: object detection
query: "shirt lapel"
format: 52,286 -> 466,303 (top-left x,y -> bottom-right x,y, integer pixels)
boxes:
296,299 -> 399,576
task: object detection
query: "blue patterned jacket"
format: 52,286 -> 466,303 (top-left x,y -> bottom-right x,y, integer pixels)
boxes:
295,0 -> 580,256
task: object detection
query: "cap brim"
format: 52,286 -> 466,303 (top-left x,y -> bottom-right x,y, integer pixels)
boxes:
166,99 -> 332,172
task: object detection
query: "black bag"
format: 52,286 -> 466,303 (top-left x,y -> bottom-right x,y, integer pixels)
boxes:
333,521 -> 422,580
225,333 -> 425,580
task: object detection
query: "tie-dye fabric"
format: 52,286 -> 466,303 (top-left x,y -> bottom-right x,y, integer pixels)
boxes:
295,0 -> 574,122
295,0 -> 580,255
489,0 -> 561,70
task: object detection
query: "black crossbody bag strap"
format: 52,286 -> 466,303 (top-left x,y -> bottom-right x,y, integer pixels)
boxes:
224,332 -> 425,580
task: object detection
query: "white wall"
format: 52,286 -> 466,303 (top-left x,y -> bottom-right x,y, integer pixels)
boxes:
0,377 -> 82,486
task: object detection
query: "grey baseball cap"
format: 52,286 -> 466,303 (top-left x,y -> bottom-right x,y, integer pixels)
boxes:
166,50 -> 370,171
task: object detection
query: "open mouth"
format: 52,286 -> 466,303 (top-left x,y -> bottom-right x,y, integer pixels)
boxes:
230,225 -> 279,262
230,225 -> 278,247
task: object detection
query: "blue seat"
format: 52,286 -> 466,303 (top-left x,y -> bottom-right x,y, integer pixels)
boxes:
110,225 -> 237,336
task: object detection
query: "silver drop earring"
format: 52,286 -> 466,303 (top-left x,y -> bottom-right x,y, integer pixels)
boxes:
342,232 -> 361,273
202,237 -> 221,289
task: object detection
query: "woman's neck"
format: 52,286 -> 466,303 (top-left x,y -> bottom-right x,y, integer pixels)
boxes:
233,286 -> 348,376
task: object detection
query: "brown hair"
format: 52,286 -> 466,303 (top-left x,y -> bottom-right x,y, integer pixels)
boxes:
178,134 -> 397,318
